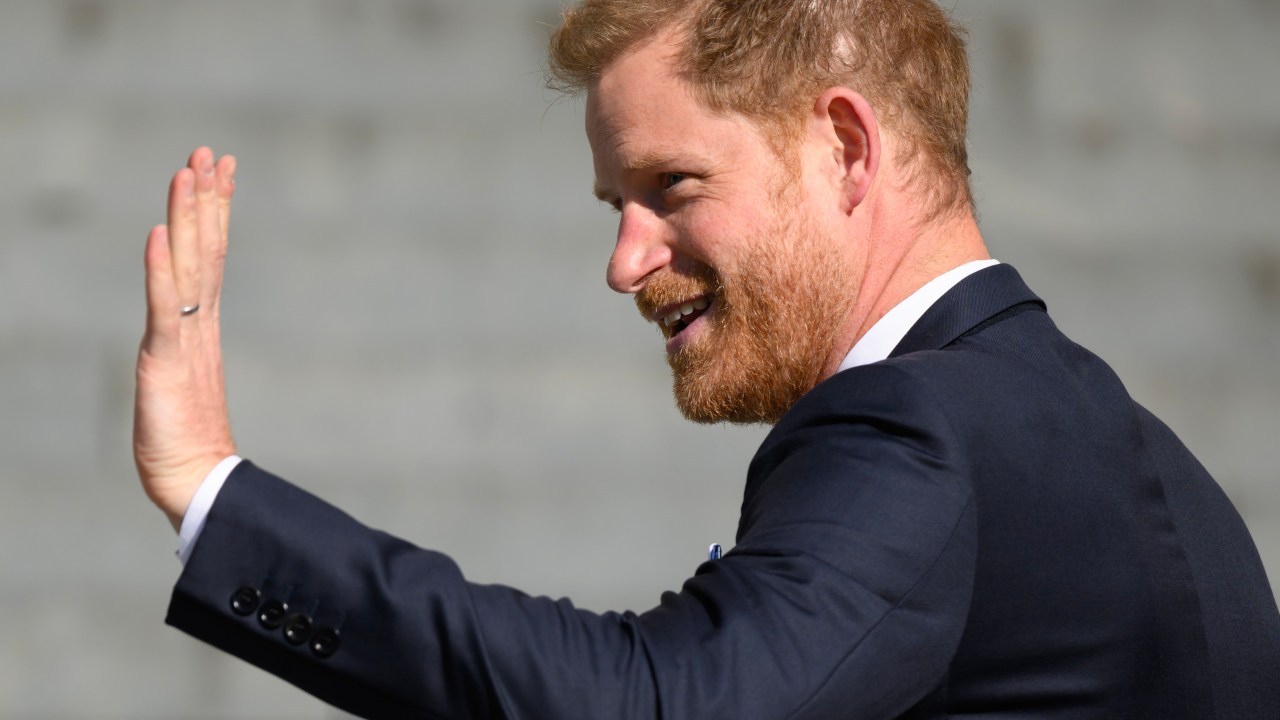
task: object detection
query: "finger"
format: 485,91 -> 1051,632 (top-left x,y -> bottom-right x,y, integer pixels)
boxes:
209,154 -> 237,311
167,165 -> 200,311
143,224 -> 180,354
189,147 -> 222,309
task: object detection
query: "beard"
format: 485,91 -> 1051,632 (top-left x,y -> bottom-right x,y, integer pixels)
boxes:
634,202 -> 854,425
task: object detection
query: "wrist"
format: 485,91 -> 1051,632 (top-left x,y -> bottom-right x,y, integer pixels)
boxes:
139,451 -> 234,531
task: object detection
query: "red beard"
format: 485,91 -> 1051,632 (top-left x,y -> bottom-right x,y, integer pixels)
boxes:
635,207 -> 853,425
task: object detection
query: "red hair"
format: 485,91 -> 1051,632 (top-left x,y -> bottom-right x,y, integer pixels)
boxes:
548,0 -> 973,217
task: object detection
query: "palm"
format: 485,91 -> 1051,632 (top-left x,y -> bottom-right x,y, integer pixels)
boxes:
133,147 -> 238,529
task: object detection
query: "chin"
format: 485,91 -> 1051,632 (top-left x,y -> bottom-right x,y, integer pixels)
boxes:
670,357 -> 801,426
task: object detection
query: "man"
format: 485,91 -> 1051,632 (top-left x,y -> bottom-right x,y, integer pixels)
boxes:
136,0 -> 1280,718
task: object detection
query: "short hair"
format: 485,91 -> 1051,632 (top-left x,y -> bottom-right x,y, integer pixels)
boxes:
548,0 -> 973,218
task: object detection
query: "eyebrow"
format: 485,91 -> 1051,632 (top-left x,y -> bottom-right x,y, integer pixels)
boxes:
592,151 -> 679,201
622,152 -> 677,172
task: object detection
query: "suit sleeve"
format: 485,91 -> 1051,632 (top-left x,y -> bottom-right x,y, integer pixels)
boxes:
166,366 -> 976,720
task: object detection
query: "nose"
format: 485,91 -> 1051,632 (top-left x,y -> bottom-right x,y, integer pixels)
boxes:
606,204 -> 672,294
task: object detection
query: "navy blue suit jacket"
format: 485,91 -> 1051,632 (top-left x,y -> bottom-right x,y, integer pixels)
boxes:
167,265 -> 1280,718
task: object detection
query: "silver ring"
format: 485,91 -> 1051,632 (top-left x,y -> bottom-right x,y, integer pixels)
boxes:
180,304 -> 200,316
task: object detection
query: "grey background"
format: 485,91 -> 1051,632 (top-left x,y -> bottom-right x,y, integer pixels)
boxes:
1,0 -> 1276,717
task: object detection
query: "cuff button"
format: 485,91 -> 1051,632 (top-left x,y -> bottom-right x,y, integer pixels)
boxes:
229,587 -> 261,616
283,613 -> 313,645
311,627 -> 341,659
257,600 -> 288,630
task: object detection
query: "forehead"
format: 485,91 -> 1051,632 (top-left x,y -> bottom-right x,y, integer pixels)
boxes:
585,35 -> 764,173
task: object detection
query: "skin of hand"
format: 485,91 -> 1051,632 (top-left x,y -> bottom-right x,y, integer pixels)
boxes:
134,147 -> 239,531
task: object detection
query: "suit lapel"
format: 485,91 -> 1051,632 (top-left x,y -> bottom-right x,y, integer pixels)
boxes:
889,264 -> 1046,358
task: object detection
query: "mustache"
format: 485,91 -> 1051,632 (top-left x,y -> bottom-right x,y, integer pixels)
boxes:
634,266 -> 721,320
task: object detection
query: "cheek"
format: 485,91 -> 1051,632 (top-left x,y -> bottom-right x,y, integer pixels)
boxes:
676,204 -> 777,272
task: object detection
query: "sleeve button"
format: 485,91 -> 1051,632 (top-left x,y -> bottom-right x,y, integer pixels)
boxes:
229,587 -> 261,616
311,627 -> 341,659
257,600 -> 288,630
283,613 -> 313,645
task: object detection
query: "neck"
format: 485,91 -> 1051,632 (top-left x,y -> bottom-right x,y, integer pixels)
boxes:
822,205 -> 989,379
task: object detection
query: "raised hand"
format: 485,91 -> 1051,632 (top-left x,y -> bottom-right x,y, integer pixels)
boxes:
134,147 -> 239,530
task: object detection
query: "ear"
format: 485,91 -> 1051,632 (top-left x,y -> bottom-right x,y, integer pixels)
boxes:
810,88 -> 881,214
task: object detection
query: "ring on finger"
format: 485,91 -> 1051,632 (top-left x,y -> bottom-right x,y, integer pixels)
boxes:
180,304 -> 200,316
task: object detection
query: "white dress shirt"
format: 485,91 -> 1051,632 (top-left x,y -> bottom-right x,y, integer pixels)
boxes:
176,259 -> 1000,562
837,259 -> 1000,372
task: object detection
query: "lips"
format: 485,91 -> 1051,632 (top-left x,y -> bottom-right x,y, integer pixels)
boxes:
657,296 -> 711,339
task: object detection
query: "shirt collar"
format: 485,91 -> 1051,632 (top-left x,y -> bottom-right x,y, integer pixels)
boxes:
837,259 -> 1001,373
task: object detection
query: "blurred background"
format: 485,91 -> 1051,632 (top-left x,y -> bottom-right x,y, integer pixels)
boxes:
0,0 -> 1276,717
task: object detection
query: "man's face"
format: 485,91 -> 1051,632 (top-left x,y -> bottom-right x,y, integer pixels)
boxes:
586,35 -> 857,424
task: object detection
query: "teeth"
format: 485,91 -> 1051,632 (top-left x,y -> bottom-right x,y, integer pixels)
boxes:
661,297 -> 711,327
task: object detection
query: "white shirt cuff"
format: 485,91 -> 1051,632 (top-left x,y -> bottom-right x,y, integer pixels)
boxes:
176,454 -> 243,565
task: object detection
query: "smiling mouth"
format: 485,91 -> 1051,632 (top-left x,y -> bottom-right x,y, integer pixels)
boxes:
659,296 -> 711,339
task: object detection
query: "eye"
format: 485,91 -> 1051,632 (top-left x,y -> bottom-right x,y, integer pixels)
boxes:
661,172 -> 688,190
